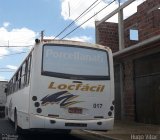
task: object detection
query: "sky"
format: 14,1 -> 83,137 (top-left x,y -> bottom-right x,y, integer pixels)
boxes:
0,0 -> 146,81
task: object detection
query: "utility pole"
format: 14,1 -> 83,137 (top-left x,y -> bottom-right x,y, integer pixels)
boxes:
41,30 -> 44,41
68,2 -> 70,17
8,40 -> 9,48
118,0 -> 124,50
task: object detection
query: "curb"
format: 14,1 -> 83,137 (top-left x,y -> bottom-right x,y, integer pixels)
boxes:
83,130 -> 120,140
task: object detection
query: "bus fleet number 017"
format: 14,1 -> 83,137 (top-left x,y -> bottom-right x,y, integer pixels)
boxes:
93,103 -> 103,108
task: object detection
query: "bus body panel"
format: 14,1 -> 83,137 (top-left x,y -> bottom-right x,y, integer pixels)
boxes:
29,114 -> 114,130
30,77 -> 112,120
5,40 -> 114,131
5,86 -> 30,129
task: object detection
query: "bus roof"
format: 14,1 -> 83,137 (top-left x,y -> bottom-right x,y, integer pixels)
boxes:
38,39 -> 111,52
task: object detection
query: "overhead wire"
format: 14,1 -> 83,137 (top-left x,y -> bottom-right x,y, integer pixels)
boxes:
0,51 -> 27,57
61,0 -> 116,39
53,0 -> 101,39
0,71 -> 15,72
0,45 -> 33,47
0,67 -> 16,72
0,68 -> 16,70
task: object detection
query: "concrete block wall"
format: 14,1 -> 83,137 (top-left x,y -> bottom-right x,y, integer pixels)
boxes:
124,0 -> 160,47
136,0 -> 160,41
96,0 -> 160,121
96,22 -> 119,53
96,0 -> 160,50
123,60 -> 135,121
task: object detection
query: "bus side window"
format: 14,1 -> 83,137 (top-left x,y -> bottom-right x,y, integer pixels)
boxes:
24,60 -> 28,86
27,55 -> 32,85
21,63 -> 26,88
13,76 -> 16,93
6,52 -> 32,94
7,82 -> 11,95
7,85 -> 9,95
10,79 -> 13,94
15,71 -> 19,92
19,67 -> 22,89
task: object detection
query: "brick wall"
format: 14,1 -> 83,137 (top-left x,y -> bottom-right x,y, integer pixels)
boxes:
137,0 -> 160,41
124,0 -> 160,47
123,61 -> 135,121
96,0 -> 160,50
96,22 -> 119,53
96,0 -> 160,121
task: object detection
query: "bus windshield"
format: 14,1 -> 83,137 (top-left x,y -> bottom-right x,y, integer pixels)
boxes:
42,44 -> 110,80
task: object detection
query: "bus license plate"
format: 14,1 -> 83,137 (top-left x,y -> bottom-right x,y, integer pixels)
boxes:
68,107 -> 82,114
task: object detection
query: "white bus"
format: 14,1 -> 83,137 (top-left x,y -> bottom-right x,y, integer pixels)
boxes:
5,39 -> 114,133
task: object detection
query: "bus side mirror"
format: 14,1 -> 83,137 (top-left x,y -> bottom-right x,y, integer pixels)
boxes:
4,88 -> 7,93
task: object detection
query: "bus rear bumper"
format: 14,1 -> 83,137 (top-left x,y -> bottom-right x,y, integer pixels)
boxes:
30,114 -> 114,131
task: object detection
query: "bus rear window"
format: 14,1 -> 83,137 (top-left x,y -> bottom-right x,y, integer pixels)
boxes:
42,45 -> 110,80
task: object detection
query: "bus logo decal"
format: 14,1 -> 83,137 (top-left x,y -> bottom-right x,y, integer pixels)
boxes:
41,91 -> 82,108
48,82 -> 105,93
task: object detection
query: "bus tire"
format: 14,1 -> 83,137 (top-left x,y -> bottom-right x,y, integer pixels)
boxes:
63,129 -> 71,134
14,109 -> 23,134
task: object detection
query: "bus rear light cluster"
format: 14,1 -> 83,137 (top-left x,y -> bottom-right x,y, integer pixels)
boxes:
112,100 -> 115,105
32,96 -> 37,101
32,96 -> 42,114
108,100 -> 114,117
108,111 -> 112,116
37,108 -> 42,113
35,102 -> 40,107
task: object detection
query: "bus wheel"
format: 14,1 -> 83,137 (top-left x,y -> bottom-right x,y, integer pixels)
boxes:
62,129 -> 71,134
14,109 -> 22,134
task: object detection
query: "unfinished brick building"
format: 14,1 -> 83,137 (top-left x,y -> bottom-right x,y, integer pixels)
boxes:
96,0 -> 160,124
